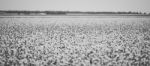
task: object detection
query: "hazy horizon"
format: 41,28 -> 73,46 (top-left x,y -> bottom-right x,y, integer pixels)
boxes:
0,0 -> 150,13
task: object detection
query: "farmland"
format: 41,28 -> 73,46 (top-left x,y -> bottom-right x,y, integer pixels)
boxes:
0,16 -> 150,66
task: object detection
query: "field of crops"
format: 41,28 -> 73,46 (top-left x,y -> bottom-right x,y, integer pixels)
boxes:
0,16 -> 150,66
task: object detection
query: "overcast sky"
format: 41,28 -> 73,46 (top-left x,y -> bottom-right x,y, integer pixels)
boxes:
0,0 -> 150,12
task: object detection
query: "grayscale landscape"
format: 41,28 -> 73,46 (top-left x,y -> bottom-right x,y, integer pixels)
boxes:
0,0 -> 150,66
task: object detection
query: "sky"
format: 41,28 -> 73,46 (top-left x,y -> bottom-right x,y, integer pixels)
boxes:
0,0 -> 150,13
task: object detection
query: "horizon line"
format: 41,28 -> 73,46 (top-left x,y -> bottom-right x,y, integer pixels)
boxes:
0,10 -> 149,13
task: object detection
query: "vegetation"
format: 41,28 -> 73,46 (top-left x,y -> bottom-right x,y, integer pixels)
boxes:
0,17 -> 150,66
0,10 -> 149,16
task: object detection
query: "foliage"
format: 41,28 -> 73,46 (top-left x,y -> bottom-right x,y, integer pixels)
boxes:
0,17 -> 150,66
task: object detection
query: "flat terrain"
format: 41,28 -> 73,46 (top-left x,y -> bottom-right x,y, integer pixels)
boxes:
0,16 -> 150,66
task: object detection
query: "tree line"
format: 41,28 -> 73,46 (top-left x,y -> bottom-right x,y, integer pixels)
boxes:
0,10 -> 149,15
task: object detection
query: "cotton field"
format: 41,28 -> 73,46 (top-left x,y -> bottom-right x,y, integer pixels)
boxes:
0,16 -> 150,66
